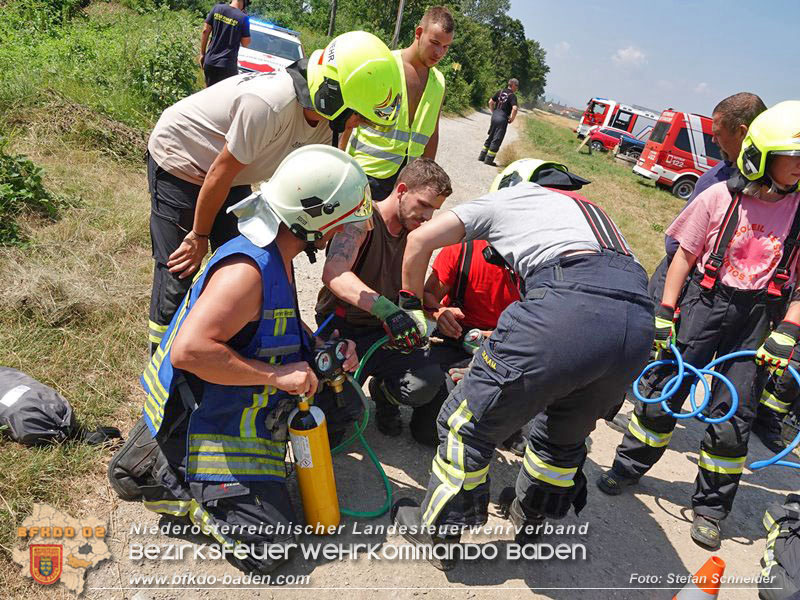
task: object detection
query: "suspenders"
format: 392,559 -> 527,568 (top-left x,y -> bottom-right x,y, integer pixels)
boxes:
452,241 -> 474,308
570,197 -> 631,256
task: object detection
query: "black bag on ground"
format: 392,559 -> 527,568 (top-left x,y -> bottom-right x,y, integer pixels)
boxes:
0,367 -> 120,446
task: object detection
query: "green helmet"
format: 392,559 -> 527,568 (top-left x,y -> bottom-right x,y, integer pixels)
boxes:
489,159 -> 569,193
738,100 -> 800,192
308,31 -> 402,131
229,145 -> 373,247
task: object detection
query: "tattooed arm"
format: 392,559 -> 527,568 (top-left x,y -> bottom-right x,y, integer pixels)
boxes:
321,219 -> 382,313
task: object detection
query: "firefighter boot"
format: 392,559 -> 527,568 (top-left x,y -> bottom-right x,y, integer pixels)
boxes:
107,417 -> 160,501
497,487 -> 545,545
690,514 -> 722,550
502,430 -> 526,457
478,148 -> 487,162
369,378 -> 402,436
391,498 -> 461,571
596,467 -> 639,496
484,153 -> 498,167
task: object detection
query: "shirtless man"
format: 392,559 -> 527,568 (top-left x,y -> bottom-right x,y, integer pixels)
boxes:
341,6 -> 454,200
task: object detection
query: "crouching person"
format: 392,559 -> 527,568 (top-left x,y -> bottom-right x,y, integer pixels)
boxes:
392,175 -> 654,571
314,158 -> 452,443
108,146 -> 369,574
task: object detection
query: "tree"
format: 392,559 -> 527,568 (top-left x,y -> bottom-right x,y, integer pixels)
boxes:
459,0 -> 509,24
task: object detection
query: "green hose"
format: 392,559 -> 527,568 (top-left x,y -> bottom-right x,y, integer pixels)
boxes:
329,336 -> 393,519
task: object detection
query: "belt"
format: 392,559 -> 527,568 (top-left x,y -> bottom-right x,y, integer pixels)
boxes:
690,270 -> 774,301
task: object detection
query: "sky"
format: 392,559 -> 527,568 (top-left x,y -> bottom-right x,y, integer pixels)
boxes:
509,0 -> 800,115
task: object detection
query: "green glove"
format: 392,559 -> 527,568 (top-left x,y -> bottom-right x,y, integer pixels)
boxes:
370,295 -> 422,352
756,320 -> 800,375
653,303 -> 676,358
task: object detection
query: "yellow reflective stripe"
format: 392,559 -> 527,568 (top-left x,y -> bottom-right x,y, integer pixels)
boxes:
445,401 -> 473,469
188,437 -> 285,456
628,414 -> 673,448
240,388 -> 269,439
698,451 -> 746,475
189,455 -> 285,476
143,499 -> 192,517
144,359 -> 168,404
522,447 -> 577,488
763,511 -> 777,532
143,394 -> 163,431
464,464 -> 490,491
760,390 -> 791,414
148,320 -> 168,344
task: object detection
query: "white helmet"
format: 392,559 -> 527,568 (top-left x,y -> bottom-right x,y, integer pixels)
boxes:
229,145 -> 373,247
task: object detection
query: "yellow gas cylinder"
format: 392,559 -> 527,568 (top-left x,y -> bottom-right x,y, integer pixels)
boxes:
288,397 -> 340,530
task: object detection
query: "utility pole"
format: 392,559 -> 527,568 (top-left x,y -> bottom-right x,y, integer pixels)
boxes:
327,0 -> 337,37
391,0 -> 406,49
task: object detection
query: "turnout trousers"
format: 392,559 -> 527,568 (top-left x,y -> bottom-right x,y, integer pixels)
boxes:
612,274 -> 775,520
419,251 -> 654,527
111,415 -> 297,574
481,112 -> 509,162
147,155 -> 251,353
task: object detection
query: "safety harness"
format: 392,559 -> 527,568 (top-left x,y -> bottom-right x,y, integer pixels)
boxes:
699,174 -> 800,297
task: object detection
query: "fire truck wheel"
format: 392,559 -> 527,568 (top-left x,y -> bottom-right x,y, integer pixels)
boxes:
671,177 -> 696,201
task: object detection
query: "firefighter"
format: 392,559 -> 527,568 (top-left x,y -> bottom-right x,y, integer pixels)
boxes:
108,146 -> 370,574
145,31 -> 401,354
340,6 -> 453,200
391,173 -> 654,571
640,94 -> 787,452
598,101 -> 800,551
314,158 -> 452,442
478,78 -> 519,167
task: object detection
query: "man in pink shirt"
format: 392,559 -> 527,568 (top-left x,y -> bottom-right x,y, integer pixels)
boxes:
598,101 -> 800,551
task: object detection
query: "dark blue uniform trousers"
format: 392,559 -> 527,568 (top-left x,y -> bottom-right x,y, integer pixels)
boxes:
612,275 -> 774,520
419,251 -> 654,527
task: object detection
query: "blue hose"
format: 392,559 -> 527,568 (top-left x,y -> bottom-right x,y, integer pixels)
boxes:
632,344 -> 800,469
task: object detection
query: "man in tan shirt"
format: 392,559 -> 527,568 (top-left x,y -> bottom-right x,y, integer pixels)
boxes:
145,31 -> 402,354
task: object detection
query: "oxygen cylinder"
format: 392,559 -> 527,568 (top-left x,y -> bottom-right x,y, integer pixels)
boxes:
288,398 -> 340,530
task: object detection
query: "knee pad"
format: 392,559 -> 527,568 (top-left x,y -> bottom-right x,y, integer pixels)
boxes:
107,417 -> 160,501
517,470 -> 587,519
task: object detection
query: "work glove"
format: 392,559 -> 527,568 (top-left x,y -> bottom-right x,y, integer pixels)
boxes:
370,295 -> 422,353
653,303 -> 677,358
756,320 -> 800,375
398,290 -> 430,338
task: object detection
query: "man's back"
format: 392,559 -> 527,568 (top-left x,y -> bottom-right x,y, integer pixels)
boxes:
204,3 -> 250,68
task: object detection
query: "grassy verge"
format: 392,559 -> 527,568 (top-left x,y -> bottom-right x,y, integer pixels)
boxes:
0,119 -> 151,599
500,109 -> 685,274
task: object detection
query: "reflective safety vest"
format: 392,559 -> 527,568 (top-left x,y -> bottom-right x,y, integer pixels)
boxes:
141,236 -> 308,483
348,50 -> 445,179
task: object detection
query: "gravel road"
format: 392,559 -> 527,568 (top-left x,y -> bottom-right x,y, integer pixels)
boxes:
84,109 -> 799,600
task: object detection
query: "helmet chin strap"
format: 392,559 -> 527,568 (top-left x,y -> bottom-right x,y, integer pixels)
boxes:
304,242 -> 318,264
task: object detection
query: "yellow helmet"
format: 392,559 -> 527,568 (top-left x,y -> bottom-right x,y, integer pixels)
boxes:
307,31 -> 402,131
738,100 -> 800,192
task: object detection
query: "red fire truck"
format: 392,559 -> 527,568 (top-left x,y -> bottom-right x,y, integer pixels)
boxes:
576,97 -> 659,140
632,109 -> 723,200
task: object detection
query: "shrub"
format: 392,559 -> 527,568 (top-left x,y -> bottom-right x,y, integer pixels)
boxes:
130,10 -> 200,112
0,139 -> 71,245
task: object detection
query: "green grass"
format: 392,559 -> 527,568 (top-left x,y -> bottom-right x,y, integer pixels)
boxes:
500,110 -> 686,274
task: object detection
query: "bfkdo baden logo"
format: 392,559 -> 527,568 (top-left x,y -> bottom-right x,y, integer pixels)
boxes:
12,503 -> 111,595
30,544 -> 63,585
